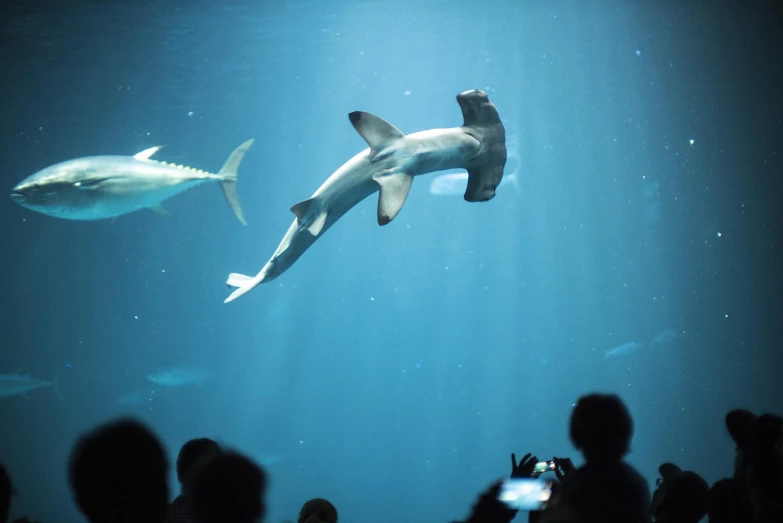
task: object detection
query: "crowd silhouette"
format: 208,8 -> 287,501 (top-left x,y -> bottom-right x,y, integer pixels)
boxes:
1,392 -> 780,522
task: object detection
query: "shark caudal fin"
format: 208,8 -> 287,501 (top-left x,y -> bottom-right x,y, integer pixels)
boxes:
218,139 -> 255,225
224,272 -> 262,303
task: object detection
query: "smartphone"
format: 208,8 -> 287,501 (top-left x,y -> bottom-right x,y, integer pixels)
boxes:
498,478 -> 553,511
533,460 -> 556,474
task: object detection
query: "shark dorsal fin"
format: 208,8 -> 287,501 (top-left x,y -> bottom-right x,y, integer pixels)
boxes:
373,171 -> 414,225
290,198 -> 328,236
134,145 -> 165,161
348,112 -> 404,160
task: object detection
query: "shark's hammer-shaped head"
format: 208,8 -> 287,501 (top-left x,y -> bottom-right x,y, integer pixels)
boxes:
456,89 -> 507,203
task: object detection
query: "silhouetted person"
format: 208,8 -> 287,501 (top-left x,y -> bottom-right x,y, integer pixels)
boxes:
650,463 -> 709,522
166,438 -> 221,522
1,464 -> 11,523
68,418 -> 169,523
707,478 -> 752,523
725,409 -> 783,522
298,498 -> 338,523
185,450 -> 266,523
543,393 -> 651,523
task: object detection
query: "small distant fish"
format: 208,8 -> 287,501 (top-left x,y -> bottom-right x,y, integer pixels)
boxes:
254,454 -> 285,467
0,371 -> 61,400
604,342 -> 645,360
117,388 -> 155,406
146,367 -> 215,387
651,329 -> 678,344
429,171 -> 519,196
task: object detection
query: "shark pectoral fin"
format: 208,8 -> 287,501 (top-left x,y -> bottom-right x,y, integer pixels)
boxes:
133,145 -> 165,161
149,204 -> 174,217
290,198 -> 328,236
373,171 -> 414,226
348,111 -> 404,160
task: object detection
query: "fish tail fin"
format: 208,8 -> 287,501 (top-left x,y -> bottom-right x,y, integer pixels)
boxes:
224,272 -> 262,303
218,139 -> 255,225
506,172 -> 521,194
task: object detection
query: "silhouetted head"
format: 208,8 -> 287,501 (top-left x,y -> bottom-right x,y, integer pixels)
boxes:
298,498 -> 338,523
67,418 -> 169,523
176,438 -> 221,486
706,478 -> 752,523
569,393 -> 633,463
726,409 -> 783,488
650,463 -> 708,523
0,464 -> 14,523
186,450 -> 267,523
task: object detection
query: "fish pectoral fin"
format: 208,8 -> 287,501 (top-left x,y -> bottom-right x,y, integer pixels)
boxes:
348,111 -> 404,160
149,204 -> 174,218
290,198 -> 327,236
373,171 -> 414,226
133,145 -> 165,161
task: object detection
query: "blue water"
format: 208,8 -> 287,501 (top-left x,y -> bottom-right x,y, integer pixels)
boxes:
1,1 -> 782,521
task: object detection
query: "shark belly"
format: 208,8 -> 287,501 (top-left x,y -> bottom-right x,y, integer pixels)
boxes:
230,132 -> 476,289
259,154 -> 380,284
401,128 -> 480,175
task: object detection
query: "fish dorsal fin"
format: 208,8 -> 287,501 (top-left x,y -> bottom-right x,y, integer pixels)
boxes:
348,111 -> 404,160
134,145 -> 165,161
373,171 -> 414,226
290,198 -> 327,236
149,204 -> 174,217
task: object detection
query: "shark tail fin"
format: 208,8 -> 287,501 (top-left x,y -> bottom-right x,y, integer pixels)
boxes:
218,139 -> 255,226
224,272 -> 261,303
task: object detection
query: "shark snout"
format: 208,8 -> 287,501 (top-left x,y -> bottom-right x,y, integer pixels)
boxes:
10,188 -> 25,200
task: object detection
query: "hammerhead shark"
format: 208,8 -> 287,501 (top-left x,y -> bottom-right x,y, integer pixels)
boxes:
224,89 -> 506,303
